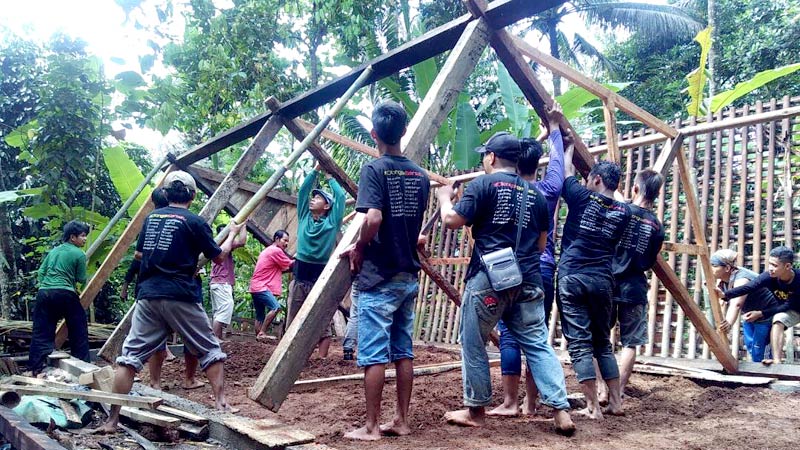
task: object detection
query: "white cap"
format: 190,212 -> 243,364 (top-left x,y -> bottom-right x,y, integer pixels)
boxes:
164,170 -> 197,191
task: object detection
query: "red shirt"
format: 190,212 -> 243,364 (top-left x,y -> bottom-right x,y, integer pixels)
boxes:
249,245 -> 293,295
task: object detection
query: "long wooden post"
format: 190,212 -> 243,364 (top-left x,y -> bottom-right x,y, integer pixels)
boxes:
249,19 -> 492,411
55,165 -> 176,348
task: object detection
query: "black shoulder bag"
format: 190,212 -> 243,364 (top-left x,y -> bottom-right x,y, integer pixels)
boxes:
479,178 -> 528,291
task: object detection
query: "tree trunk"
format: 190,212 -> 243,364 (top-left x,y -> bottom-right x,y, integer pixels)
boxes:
547,26 -> 562,96
0,204 -> 18,319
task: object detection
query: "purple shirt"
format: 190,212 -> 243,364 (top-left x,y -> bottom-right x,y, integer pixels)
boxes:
532,130 -> 565,267
210,241 -> 244,285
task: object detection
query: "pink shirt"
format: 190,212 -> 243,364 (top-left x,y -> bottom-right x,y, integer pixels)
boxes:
210,240 -> 244,285
249,245 -> 293,295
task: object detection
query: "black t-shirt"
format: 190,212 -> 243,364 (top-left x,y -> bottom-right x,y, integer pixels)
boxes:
612,204 -> 665,304
721,267 -> 781,318
723,269 -> 800,318
559,176 -> 631,278
355,155 -> 430,290
454,172 -> 550,286
136,206 -> 222,303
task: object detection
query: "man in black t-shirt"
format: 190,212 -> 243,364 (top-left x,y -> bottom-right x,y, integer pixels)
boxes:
608,169 -> 664,398
98,171 -> 245,433
340,101 -> 429,441
558,153 -> 631,420
437,131 -> 575,436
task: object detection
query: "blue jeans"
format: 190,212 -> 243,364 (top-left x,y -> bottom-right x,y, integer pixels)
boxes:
743,319 -> 771,362
557,273 -> 619,383
357,273 -> 418,367
460,272 -> 569,410
497,262 -> 556,376
342,287 -> 360,351
251,291 -> 281,322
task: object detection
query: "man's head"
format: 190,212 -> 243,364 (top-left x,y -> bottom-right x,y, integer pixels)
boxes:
310,188 -> 333,216
151,187 -> 169,208
586,160 -> 621,193
163,171 -> 197,205
517,138 -> 543,177
62,220 -> 90,247
632,169 -> 664,205
475,132 -> 521,174
371,101 -> 407,149
272,230 -> 290,250
768,246 -> 795,279
710,249 -> 738,281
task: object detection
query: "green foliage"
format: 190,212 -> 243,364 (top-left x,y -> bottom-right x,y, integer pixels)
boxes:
452,96 -> 481,170
686,27 -> 712,117
556,83 -> 631,121
102,146 -> 151,217
496,65 -> 530,137
710,63 -> 800,112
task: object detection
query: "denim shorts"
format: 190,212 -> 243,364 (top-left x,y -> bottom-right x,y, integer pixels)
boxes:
357,272 -> 418,367
251,291 -> 281,322
610,302 -> 647,347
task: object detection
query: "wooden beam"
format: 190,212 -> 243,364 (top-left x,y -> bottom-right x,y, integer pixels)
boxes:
155,405 -> 208,425
1,385 -> 163,409
296,119 -> 453,186
59,400 -> 83,428
54,165 -> 176,348
120,407 -> 181,428
57,357 -> 100,385
403,18 -> 490,163
652,256 -> 738,372
0,405 -> 66,450
172,0 -> 565,167
509,35 -> 679,140
653,134 -> 686,177
198,113 -> 284,223
603,98 -> 619,163
662,241 -> 705,256
429,257 -> 472,265
267,98 -> 358,197
249,215 -> 363,410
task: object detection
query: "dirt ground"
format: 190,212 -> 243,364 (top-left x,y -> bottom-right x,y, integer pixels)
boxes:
146,338 -> 800,450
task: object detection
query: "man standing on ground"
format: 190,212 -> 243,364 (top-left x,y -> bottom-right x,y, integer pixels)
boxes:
607,169 -> 664,397
341,101 -> 429,441
558,154 -> 631,419
437,131 -> 575,435
718,246 -> 800,365
29,220 -> 91,375
210,223 -> 248,339
98,171 -> 243,433
286,163 -> 345,358
250,230 -> 293,340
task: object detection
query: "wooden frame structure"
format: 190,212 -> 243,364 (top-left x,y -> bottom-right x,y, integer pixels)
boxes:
75,0 -> 755,413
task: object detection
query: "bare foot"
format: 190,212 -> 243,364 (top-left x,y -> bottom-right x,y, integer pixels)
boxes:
521,396 -> 539,416
602,405 -> 625,416
149,382 -> 161,390
487,403 -> 520,417
761,358 -> 774,366
444,409 -> 485,427
553,410 -> 576,436
256,333 -> 268,342
380,419 -> 411,436
182,380 -> 205,390
344,426 -> 381,441
575,407 -> 603,420
93,423 -> 118,434
217,403 -> 240,414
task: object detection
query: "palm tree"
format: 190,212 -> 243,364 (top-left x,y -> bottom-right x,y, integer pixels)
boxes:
531,0 -> 705,94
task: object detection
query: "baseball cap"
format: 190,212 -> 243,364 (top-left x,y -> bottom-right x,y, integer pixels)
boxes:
164,170 -> 197,191
311,189 -> 334,205
474,131 -> 522,162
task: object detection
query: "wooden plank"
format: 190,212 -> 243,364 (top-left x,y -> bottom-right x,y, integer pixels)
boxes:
57,357 -> 100,385
0,405 -> 66,450
662,242 -> 704,255
156,405 -> 208,426
653,134 -> 686,177
224,417 -> 315,449
97,305 -> 135,363
249,216 -> 363,410
403,18 -> 490,163
172,0 -> 564,166
267,98 -> 358,197
9,375 -> 74,390
90,366 -> 115,393
120,406 -> 181,428
198,113 -> 284,223
652,256 -> 738,372
754,100 -> 764,270
54,165 -> 176,348
603,99 -> 619,163
178,422 -> 209,441
638,355 -> 800,381
631,364 -> 774,385
59,399 -> 83,428
1,385 -> 162,409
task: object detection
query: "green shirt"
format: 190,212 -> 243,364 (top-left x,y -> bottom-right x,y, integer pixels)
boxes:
295,170 -> 346,264
37,242 -> 87,292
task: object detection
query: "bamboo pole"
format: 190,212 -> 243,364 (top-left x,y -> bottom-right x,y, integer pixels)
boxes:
754,100 -> 764,270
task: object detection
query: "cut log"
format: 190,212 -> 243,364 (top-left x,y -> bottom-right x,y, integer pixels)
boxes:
0,391 -> 20,408
90,366 -> 115,393
1,385 -> 162,409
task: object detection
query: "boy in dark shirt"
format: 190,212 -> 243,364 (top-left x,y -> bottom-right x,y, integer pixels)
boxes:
719,246 -> 800,365
558,154 -> 631,419
437,131 -> 575,435
609,169 -> 665,397
98,171 -> 245,433
340,101 -> 429,441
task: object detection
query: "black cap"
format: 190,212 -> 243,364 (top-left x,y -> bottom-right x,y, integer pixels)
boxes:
311,189 -> 334,205
474,131 -> 521,162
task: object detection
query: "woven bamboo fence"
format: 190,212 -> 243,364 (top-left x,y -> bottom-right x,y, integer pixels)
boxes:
414,95 -> 800,363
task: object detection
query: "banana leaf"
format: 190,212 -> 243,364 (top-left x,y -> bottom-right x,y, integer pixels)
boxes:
686,27 -> 712,117
102,145 -> 151,217
711,63 -> 800,113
